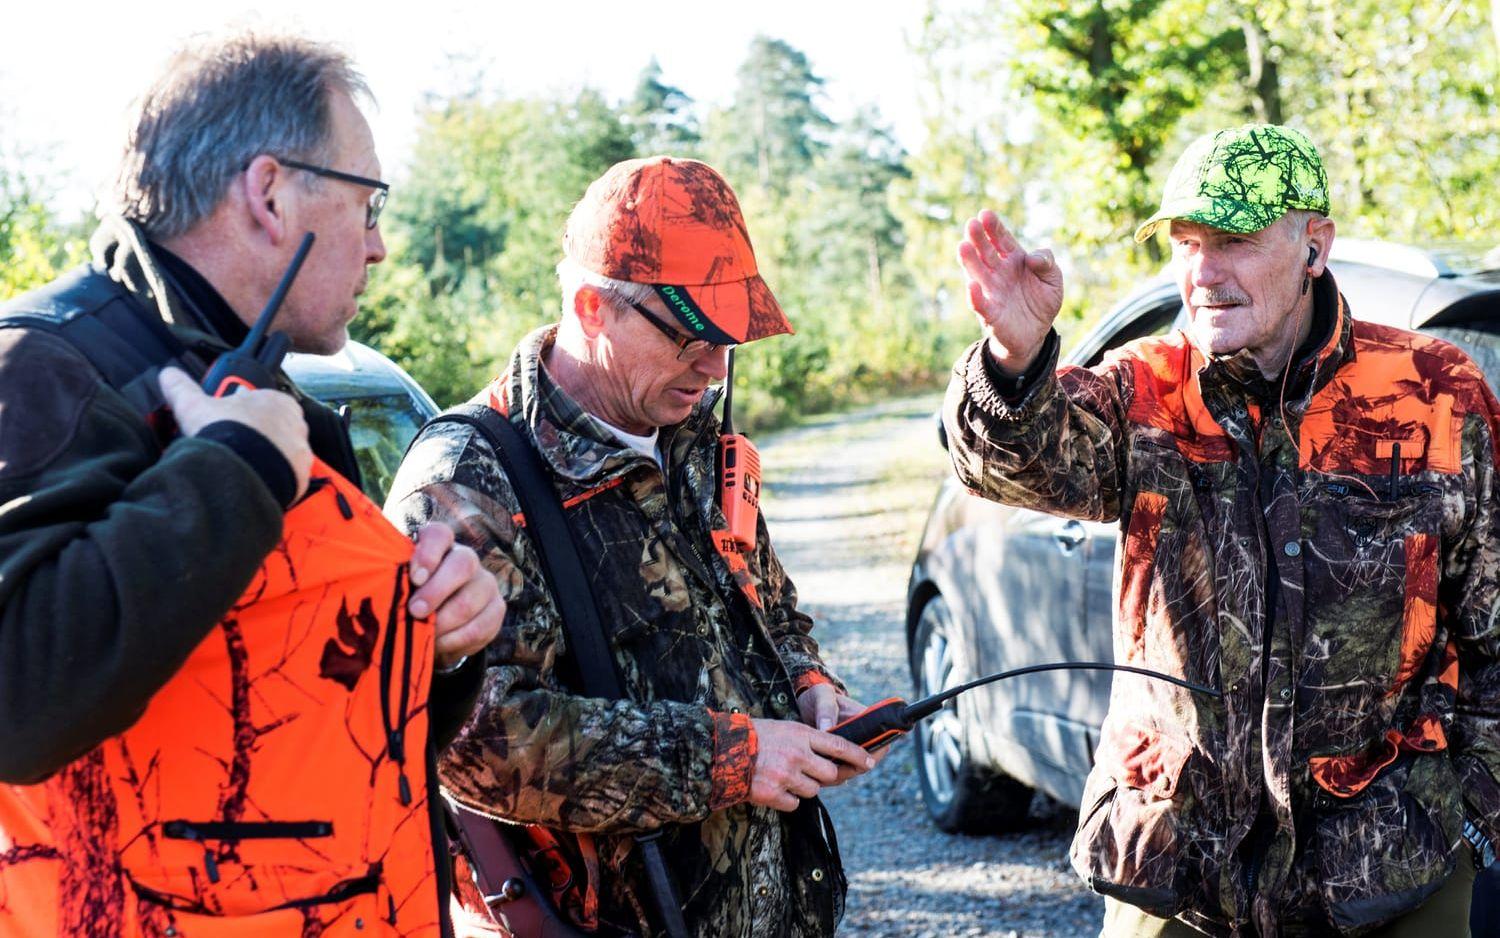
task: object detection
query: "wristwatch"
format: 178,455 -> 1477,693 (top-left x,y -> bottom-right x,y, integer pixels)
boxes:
1464,819 -> 1496,869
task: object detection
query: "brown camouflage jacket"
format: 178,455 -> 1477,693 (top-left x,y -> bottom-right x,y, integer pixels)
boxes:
386,326 -> 845,938
943,273 -> 1500,936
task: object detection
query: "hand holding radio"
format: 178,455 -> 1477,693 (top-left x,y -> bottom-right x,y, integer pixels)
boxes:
162,232 -> 318,501
796,683 -> 890,781
748,717 -> 875,813
158,366 -> 312,501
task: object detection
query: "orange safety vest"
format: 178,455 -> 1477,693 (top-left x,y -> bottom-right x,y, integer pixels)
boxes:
0,459 -> 444,937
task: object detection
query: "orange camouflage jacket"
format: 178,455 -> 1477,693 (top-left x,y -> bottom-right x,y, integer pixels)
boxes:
944,273 -> 1500,936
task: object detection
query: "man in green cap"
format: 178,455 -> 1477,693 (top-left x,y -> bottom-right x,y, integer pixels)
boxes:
945,124 -> 1500,935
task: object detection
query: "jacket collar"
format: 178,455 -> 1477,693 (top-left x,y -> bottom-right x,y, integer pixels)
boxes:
491,325 -> 722,487
1195,269 -> 1354,418
89,217 -> 319,412
90,216 -> 229,353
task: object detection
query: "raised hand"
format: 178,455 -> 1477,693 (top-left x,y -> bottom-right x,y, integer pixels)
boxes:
957,210 -> 1065,375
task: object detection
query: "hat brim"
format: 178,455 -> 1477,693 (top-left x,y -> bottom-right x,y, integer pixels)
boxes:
1134,196 -> 1284,243
654,275 -> 793,345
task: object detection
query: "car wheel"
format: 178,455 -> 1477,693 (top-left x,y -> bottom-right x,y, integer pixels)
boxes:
910,594 -> 1034,834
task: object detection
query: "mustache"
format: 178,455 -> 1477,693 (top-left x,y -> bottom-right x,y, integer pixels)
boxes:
1191,288 -> 1251,307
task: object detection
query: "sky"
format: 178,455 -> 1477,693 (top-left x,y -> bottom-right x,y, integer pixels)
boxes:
0,0 -> 930,217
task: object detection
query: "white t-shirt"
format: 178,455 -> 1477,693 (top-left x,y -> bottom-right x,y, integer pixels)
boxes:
594,415 -> 662,468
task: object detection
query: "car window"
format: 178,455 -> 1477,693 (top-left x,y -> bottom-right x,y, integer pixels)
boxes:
321,393 -> 428,504
1083,296 -> 1184,368
1421,325 -> 1500,399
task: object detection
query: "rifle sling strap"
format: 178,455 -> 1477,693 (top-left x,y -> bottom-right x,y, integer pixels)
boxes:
428,404 -> 691,938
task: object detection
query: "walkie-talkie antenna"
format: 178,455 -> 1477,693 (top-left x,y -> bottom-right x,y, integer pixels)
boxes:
245,232 -> 316,355
722,347 -> 736,436
200,232 -> 315,397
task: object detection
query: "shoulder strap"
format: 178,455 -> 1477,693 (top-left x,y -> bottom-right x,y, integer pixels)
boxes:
427,403 -> 625,699
1,266 -> 189,416
418,403 -> 690,938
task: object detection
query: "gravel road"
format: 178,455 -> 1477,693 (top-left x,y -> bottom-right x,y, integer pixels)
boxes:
759,395 -> 1104,938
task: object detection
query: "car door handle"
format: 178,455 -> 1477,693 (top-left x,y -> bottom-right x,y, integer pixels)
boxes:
1053,519 -> 1088,552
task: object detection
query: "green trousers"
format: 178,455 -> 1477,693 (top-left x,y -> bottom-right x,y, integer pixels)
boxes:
1100,848 -> 1477,937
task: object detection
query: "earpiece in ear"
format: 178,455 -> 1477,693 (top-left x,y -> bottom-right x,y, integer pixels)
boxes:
1307,245 -> 1318,268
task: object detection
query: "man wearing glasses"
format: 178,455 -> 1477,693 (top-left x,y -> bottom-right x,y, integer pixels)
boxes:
387,156 -> 877,937
0,32 -> 500,935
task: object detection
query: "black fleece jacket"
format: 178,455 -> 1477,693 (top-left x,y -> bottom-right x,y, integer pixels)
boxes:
0,222 -> 479,783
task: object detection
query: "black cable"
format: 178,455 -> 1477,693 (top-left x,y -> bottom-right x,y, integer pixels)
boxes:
905,661 -> 1220,722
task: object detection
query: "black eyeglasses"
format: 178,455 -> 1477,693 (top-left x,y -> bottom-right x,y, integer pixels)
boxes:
278,157 -> 390,229
626,299 -> 734,361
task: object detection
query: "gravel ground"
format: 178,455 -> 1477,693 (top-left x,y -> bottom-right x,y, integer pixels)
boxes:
759,395 -> 1103,938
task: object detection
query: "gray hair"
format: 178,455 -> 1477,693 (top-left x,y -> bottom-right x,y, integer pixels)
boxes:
109,32 -> 371,239
556,257 -> 654,315
1280,209 -> 1324,242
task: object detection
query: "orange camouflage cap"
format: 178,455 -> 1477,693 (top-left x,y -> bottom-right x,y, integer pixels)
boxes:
563,156 -> 793,345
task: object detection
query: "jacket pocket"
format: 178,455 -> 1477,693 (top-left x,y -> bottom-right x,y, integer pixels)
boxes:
1308,713 -> 1448,799
1301,489 -> 1440,699
1070,722 -> 1195,917
1311,751 -> 1463,934
130,890 -> 383,936
130,819 -> 371,918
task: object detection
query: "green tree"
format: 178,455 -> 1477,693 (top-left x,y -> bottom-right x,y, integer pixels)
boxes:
1003,0 -> 1243,264
355,87 -> 637,406
708,36 -> 833,193
893,5 -> 1038,323
1245,0 -> 1500,242
0,164 -> 86,300
624,58 -> 701,156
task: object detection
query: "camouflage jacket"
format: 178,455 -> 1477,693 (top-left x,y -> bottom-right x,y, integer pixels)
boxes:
943,273 -> 1500,937
386,326 -> 846,938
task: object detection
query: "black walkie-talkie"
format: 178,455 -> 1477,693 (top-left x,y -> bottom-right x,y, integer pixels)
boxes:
200,232 -> 315,397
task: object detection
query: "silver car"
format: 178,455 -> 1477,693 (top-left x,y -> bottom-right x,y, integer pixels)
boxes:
285,340 -> 440,503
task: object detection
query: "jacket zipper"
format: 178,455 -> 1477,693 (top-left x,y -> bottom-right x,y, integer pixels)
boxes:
1241,442 -> 1280,914
162,819 -> 334,883
380,572 -> 413,807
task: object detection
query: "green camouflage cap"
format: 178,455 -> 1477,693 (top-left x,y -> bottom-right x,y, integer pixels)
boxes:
1135,124 -> 1329,242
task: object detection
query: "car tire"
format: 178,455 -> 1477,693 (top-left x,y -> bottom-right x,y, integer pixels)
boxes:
909,594 -> 1034,834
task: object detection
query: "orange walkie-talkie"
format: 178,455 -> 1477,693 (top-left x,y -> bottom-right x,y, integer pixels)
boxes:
200,232 -> 315,397
717,348 -> 761,551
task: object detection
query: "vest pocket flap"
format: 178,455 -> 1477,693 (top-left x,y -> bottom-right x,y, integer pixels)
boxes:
131,867 -> 378,919
132,825 -> 372,919
129,887 -> 383,936
162,820 -> 334,841
1375,435 -> 1426,461
1309,714 -> 1449,798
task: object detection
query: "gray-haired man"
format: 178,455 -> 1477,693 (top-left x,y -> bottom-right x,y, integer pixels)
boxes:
0,32 -> 500,935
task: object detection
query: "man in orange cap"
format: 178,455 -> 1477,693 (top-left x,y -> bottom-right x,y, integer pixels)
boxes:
387,156 -> 877,937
